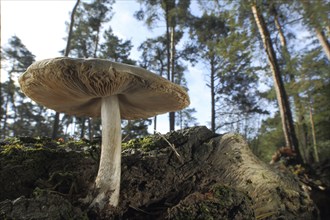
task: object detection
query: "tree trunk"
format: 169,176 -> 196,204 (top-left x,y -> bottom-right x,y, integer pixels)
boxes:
52,112 -> 60,139
251,3 -> 302,163
315,28 -> 330,61
2,96 -> 9,138
169,27 -> 176,131
272,5 -> 309,163
80,117 -> 86,139
153,116 -> 157,134
52,0 -> 80,139
164,4 -> 175,132
88,118 -> 92,141
210,57 -> 216,133
309,101 -> 319,162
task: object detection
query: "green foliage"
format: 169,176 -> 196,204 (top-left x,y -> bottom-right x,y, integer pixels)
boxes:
250,114 -> 285,162
189,10 -> 264,133
122,119 -> 152,141
122,136 -> 158,151
68,0 -> 114,58
176,108 -> 198,129
0,36 -> 52,138
138,36 -> 168,75
298,0 -> 330,31
317,140 -> 330,162
99,27 -> 135,64
135,0 -> 191,29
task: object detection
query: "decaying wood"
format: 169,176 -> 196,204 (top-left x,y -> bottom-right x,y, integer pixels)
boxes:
0,126 -> 317,219
117,127 -> 315,219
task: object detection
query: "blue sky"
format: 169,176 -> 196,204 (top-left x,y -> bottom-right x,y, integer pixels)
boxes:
1,0 -> 211,134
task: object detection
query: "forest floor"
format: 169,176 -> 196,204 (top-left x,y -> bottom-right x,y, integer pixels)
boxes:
0,126 -> 329,219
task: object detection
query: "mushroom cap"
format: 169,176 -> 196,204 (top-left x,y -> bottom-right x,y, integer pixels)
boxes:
19,57 -> 190,119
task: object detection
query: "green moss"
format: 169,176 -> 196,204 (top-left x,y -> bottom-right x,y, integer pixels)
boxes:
122,136 -> 158,151
1,143 -> 24,155
60,139 -> 87,148
0,136 -> 94,201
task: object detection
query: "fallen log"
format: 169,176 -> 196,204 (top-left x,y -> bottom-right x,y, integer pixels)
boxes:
0,126 -> 317,219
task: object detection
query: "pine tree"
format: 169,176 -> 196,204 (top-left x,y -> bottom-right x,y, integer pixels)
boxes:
69,0 -> 114,58
135,0 -> 191,131
300,0 -> 330,61
251,1 -> 302,163
99,27 -> 135,64
189,10 -> 262,133
1,36 -> 53,137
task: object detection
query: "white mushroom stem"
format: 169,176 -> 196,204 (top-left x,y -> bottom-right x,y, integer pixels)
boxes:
94,95 -> 122,207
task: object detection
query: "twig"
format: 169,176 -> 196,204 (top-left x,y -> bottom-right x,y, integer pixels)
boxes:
154,130 -> 184,164
122,134 -> 130,142
128,205 -> 153,215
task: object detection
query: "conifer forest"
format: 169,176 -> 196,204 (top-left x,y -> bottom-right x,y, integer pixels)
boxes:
1,0 -> 330,219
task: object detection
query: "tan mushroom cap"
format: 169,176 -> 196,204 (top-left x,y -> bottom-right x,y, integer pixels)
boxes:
19,57 -> 190,119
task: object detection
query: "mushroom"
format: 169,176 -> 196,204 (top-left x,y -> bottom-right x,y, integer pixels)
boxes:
18,57 -> 190,208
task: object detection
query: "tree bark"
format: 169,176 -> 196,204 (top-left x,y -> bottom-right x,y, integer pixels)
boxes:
52,0 -> 80,139
251,3 -> 302,163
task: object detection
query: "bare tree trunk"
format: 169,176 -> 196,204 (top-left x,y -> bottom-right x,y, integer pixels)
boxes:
80,117 -> 86,139
169,27 -> 176,131
88,118 -> 92,141
210,57 -> 216,133
153,116 -> 157,134
272,5 -> 309,163
251,3 -> 302,163
52,0 -> 80,139
309,100 -> 319,162
315,28 -> 330,61
64,0 -> 80,57
164,4 -> 175,132
2,96 -> 9,138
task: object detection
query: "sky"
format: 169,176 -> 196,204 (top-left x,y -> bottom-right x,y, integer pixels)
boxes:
1,0 -> 211,134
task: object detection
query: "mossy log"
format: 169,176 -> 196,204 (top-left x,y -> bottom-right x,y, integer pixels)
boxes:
0,126 -> 317,219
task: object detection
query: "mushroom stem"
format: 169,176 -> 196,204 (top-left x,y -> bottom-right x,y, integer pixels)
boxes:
94,95 -> 122,207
